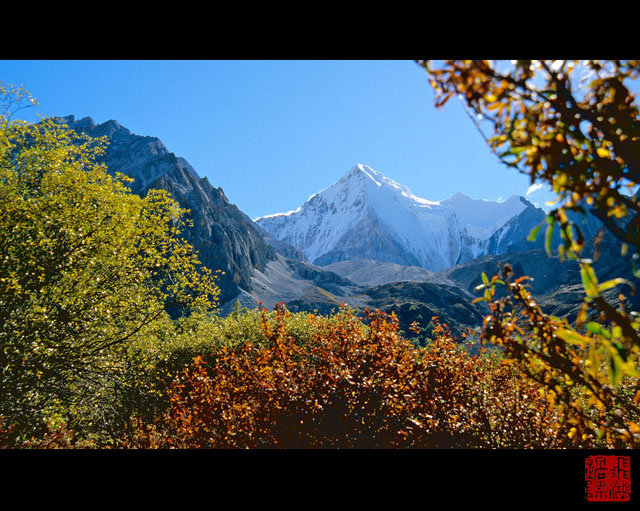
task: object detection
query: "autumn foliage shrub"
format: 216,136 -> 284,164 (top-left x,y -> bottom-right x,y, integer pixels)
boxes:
123,305 -> 577,448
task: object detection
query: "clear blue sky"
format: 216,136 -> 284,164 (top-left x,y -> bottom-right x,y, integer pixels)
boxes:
1,59 -> 557,219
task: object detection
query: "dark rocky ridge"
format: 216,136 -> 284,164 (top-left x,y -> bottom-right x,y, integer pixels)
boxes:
59,115 -> 277,305
437,223 -> 640,324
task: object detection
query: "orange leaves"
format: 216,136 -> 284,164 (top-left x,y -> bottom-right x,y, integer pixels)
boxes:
413,59 -> 640,448
122,305 -> 573,449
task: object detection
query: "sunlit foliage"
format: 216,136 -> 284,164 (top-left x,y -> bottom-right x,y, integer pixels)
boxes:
122,305 -> 574,448
0,85 -> 218,443
8,66 -> 640,448
419,60 -> 640,228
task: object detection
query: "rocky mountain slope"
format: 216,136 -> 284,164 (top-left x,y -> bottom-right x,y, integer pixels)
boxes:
58,115 -> 634,337
323,259 -> 440,287
256,164 -> 547,272
59,116 -> 368,315
60,115 -> 278,305
437,223 -> 639,323
363,281 -> 487,337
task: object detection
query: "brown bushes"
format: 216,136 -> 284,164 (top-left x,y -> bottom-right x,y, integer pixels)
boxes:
123,305 -> 576,448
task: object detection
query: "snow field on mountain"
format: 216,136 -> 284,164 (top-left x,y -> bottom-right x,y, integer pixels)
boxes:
256,164 -> 531,272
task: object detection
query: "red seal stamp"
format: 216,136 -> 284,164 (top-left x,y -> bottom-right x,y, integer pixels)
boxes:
585,455 -> 631,502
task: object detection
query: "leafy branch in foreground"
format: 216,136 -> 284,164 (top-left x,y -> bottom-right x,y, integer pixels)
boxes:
419,60 -> 640,249
419,60 -> 640,447
0,81 -> 38,122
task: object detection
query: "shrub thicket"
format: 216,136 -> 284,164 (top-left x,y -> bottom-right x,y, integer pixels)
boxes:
121,305 -> 579,448
5,62 -> 640,449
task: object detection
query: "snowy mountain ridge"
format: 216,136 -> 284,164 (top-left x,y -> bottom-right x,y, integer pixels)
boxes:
255,163 -> 545,272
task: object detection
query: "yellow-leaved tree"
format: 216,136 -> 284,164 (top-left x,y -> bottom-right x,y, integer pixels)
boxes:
0,82 -> 219,445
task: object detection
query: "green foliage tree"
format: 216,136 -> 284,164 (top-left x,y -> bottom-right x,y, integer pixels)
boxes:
417,60 -> 640,446
0,84 -> 219,443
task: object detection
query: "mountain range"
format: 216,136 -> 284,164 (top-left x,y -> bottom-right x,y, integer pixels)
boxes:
58,116 -> 632,338
256,163 -> 547,271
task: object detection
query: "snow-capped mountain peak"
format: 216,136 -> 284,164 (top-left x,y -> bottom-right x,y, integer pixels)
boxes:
255,164 -> 545,271
337,163 -> 440,207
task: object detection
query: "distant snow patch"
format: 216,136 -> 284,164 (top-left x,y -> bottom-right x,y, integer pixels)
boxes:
526,183 -> 544,196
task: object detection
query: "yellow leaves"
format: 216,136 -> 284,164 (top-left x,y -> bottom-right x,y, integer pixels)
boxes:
419,59 -> 640,262
473,256 -> 640,447
580,262 -> 599,299
597,277 -> 629,294
556,328 -> 589,346
576,304 -> 589,329
1,99 -> 223,442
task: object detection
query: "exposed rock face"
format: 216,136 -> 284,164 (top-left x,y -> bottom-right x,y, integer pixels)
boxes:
256,163 -> 547,272
221,254 -> 365,316
55,115 -> 636,336
59,115 -> 276,305
437,223 -> 640,324
251,221 -> 309,262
